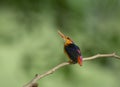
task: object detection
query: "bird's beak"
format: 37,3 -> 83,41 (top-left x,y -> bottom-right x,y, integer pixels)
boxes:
58,30 -> 67,41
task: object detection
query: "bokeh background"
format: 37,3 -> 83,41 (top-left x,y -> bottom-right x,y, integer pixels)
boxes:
0,0 -> 120,87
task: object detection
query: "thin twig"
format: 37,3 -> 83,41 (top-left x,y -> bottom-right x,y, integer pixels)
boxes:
23,53 -> 120,87
83,53 -> 120,61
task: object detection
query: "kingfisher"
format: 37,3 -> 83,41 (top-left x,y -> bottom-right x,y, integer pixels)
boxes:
58,30 -> 82,66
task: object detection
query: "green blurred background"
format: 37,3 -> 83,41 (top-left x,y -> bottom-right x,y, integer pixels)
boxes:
0,0 -> 120,87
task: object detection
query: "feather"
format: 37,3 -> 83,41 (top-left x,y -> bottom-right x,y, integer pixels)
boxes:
78,56 -> 82,66
64,43 -> 82,65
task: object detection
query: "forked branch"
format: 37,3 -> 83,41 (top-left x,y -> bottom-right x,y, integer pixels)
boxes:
23,53 -> 120,87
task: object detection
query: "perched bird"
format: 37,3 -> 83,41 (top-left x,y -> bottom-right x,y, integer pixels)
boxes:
58,30 -> 82,66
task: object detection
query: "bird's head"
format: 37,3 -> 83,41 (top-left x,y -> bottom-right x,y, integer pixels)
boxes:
58,30 -> 73,46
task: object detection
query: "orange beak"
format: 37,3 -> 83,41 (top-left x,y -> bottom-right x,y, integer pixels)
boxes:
58,30 -> 67,41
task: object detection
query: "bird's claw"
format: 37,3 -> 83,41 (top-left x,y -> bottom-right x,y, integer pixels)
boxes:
68,60 -> 76,64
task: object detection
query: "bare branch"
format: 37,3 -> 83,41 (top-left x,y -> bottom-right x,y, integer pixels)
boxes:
23,62 -> 70,87
23,53 -> 120,87
83,53 -> 120,61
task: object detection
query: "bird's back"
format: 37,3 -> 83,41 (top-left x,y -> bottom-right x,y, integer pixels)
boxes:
64,43 -> 81,63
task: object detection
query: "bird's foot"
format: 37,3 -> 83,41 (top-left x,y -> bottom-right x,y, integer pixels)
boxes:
68,60 -> 76,64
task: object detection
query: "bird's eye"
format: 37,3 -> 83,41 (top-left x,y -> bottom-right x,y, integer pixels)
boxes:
67,37 -> 70,39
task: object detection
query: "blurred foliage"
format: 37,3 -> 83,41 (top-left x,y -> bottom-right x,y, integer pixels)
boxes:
0,0 -> 120,87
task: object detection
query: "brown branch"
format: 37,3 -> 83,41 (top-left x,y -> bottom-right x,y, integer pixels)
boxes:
23,53 -> 120,87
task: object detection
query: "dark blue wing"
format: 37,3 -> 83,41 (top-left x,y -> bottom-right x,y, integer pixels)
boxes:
64,44 -> 81,63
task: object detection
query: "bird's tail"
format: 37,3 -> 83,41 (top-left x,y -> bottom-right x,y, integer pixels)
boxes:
78,56 -> 82,66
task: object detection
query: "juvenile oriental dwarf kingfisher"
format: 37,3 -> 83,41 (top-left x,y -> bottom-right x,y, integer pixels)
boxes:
58,31 -> 83,66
